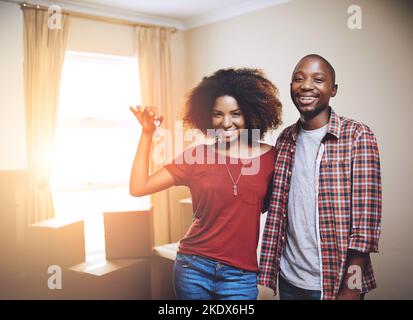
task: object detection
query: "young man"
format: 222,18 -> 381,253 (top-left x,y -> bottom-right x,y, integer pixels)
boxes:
258,54 -> 382,300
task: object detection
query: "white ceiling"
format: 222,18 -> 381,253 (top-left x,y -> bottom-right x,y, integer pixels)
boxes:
10,0 -> 292,29
66,0 -> 252,20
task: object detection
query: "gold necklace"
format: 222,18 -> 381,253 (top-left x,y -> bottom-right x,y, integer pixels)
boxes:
224,159 -> 249,196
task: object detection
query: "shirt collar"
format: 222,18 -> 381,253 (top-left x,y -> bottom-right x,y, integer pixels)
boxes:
291,107 -> 341,142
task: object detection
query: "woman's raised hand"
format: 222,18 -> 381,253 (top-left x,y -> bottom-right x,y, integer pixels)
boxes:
129,105 -> 164,133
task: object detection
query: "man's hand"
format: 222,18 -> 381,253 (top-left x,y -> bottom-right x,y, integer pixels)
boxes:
337,287 -> 361,300
337,250 -> 369,300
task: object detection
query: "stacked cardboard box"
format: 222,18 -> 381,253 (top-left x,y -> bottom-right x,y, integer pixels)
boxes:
24,208 -> 155,299
104,210 -> 153,259
24,217 -> 85,299
61,210 -> 153,300
151,242 -> 179,300
66,258 -> 151,300
63,209 -> 154,299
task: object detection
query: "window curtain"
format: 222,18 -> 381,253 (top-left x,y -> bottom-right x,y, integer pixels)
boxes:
22,7 -> 69,224
134,26 -> 176,245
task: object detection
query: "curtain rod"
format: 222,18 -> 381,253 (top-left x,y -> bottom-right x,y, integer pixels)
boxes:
19,1 -> 177,33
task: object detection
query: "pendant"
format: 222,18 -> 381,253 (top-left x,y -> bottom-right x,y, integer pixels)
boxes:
233,185 -> 238,196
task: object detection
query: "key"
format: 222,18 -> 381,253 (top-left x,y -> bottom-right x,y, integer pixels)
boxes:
154,118 -> 161,138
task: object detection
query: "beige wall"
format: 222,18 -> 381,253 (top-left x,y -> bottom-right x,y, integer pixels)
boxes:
184,0 -> 413,299
0,3 -> 26,298
67,16 -> 135,56
0,2 -> 26,170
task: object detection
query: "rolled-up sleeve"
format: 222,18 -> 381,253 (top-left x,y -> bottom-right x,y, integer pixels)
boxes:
348,128 -> 382,253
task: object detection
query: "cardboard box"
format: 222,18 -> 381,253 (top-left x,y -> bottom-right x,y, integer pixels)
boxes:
23,217 -> 85,299
104,209 -> 153,259
151,242 -> 179,300
26,217 -> 85,272
66,258 -> 151,299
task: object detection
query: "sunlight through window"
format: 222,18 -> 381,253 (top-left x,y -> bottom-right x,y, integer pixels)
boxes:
51,51 -> 150,262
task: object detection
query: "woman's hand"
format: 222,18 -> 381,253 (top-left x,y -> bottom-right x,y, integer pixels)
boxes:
129,105 -> 175,197
129,105 -> 164,133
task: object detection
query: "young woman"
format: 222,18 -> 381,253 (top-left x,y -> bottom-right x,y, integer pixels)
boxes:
129,68 -> 282,300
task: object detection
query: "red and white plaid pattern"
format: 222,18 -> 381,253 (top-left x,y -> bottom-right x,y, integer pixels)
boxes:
258,108 -> 382,300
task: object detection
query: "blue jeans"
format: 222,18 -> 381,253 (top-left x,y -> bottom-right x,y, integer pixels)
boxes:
173,253 -> 259,300
278,276 -> 322,300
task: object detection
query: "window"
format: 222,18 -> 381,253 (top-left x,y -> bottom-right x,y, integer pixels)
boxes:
51,51 -> 150,262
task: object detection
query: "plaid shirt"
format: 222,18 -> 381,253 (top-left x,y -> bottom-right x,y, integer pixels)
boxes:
258,108 -> 382,300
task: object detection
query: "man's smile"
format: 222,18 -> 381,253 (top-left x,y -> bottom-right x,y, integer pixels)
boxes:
296,93 -> 320,106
